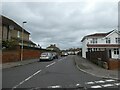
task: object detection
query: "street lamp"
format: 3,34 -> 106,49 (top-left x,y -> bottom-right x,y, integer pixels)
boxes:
21,21 -> 27,61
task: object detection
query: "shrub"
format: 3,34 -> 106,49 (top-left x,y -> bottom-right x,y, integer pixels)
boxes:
2,40 -> 18,49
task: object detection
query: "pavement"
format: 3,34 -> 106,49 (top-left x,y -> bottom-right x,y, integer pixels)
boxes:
1,59 -> 39,69
74,55 -> 119,80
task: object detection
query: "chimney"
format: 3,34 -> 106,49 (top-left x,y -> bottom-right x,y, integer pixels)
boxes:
53,44 -> 56,47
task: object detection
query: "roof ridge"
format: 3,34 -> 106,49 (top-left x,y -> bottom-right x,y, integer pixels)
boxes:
81,30 -> 116,42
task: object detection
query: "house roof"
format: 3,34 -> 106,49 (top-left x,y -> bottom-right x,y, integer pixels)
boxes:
2,15 -> 30,34
81,30 -> 115,42
46,44 -> 60,51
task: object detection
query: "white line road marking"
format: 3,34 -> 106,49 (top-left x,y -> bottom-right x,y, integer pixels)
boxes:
102,84 -> 114,87
86,79 -> 116,85
91,85 -> 102,88
48,85 -> 62,88
95,80 -> 105,83
85,82 -> 95,85
12,70 -> 42,89
76,84 -> 80,86
114,83 -> 120,86
105,79 -> 115,82
46,62 -> 56,67
86,79 -> 120,88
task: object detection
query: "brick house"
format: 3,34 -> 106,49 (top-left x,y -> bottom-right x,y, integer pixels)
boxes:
1,15 -> 36,47
46,44 -> 60,52
81,30 -> 120,60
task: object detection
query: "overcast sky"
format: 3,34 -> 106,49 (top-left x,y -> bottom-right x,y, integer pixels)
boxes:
2,0 -> 119,49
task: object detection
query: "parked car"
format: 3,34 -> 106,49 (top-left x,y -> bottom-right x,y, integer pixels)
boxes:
61,52 -> 68,57
52,52 -> 58,59
39,52 -> 54,61
67,51 -> 75,55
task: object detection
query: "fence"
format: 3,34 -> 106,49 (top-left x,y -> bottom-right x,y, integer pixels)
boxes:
86,50 -> 120,70
86,51 -> 108,62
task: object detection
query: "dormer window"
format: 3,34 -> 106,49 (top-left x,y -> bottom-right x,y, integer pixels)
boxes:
106,38 -> 111,44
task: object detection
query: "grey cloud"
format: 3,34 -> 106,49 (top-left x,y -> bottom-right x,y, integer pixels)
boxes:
2,1 -> 118,49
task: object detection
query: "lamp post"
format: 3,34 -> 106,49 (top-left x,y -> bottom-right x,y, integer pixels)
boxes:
21,21 -> 27,61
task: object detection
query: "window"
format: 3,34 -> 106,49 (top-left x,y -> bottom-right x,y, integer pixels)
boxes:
93,48 -> 97,51
114,48 -> 119,55
90,40 -> 93,44
92,38 -> 97,44
106,38 -> 111,44
115,38 -> 120,44
99,48 -> 101,51
88,48 -> 92,52
17,31 -> 20,38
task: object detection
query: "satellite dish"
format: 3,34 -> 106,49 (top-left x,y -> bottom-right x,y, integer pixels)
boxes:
9,25 -> 14,30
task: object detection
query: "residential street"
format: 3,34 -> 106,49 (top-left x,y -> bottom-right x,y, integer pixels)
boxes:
2,1 -> 120,90
2,55 -> 120,89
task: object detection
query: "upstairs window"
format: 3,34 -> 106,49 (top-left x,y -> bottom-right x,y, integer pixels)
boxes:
115,38 -> 120,44
17,31 -> 20,38
92,38 -> 97,44
106,38 -> 111,44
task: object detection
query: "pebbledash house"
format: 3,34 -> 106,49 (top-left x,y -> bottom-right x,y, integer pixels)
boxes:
81,30 -> 120,60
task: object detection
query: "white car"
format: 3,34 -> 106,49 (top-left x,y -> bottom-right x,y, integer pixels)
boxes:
39,52 -> 53,61
61,52 -> 68,56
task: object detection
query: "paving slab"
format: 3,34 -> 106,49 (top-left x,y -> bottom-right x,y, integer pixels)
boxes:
74,55 -> 119,80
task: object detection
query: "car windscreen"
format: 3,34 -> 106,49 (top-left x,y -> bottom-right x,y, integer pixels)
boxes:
41,53 -> 49,56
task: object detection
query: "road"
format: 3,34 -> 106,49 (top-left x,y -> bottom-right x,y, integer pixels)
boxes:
2,55 -> 120,89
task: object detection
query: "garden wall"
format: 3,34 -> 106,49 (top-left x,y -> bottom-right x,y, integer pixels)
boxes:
86,51 -> 120,70
2,46 -> 46,63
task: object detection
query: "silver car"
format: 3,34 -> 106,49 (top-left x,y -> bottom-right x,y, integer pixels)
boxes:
39,52 -> 53,61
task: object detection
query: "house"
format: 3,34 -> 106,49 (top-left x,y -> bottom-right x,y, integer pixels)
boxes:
46,44 -> 60,52
1,15 -> 36,47
81,30 -> 120,59
67,48 -> 82,55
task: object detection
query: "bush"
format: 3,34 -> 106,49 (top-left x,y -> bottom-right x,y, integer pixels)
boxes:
2,40 -> 18,49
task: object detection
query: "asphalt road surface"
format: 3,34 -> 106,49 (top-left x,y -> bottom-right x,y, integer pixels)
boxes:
2,55 -> 120,89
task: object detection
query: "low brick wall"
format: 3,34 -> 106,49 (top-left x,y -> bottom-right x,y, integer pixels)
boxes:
108,59 -> 120,70
2,51 -> 20,63
2,46 -> 45,63
23,49 -> 41,60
